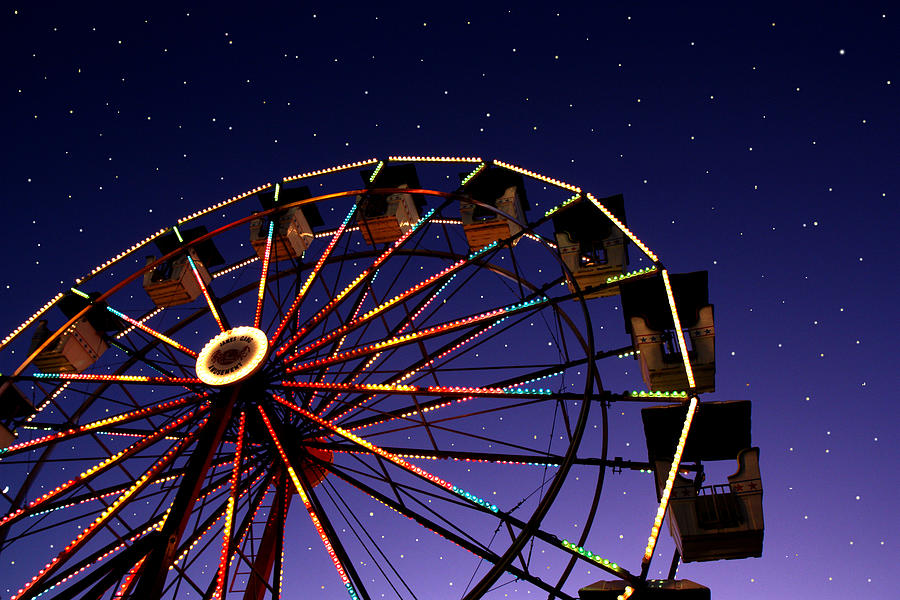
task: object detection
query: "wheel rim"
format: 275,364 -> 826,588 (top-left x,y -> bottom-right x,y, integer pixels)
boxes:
0,158 -> 681,600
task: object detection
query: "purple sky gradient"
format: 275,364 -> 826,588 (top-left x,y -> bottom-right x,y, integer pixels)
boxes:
1,2 -> 897,598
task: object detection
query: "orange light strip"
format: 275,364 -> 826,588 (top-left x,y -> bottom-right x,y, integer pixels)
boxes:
270,205 -> 357,346
26,470 -> 193,518
325,312 -> 504,424
330,447 -> 558,468
661,269 -> 696,389
255,220 -> 276,328
177,184 -> 272,225
522,231 -> 552,248
0,405 -> 208,532
107,306 -> 197,358
213,255 -> 259,279
258,407 -> 360,599
346,369 -> 560,434
283,242 -> 498,364
168,507 -> 225,570
286,299 -> 541,374
271,394 -> 499,513
32,373 -> 202,385
114,307 -> 164,340
639,270 -> 699,567
55,515 -> 165,599
112,556 -> 146,599
213,411 -> 246,599
0,395 -> 200,457
617,586 -> 635,600
12,417 -> 209,600
25,382 -> 69,423
387,155 -> 483,163
642,396 -> 698,564
270,395 -> 453,494
0,292 -> 64,352
282,158 -> 379,182
492,159 -> 581,193
276,208 -> 436,357
310,289 -> 371,417
280,380 -> 547,399
327,274 -> 458,421
187,254 -> 226,332
75,228 -> 169,285
393,316 -> 508,385
586,193 -> 659,263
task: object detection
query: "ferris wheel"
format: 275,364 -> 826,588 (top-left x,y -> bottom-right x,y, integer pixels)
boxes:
0,156 -> 763,600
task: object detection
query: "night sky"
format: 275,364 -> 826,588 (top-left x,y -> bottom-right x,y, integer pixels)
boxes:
1,2 -> 897,599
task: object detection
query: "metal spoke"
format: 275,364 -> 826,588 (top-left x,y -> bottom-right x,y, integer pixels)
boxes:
107,305 -> 198,358
280,242 -> 502,366
0,404 -> 209,532
212,410 -> 247,598
270,204 -> 358,347
254,221 -> 276,328
0,394 -> 202,458
258,405 -> 369,600
11,411 -> 211,600
275,207 -> 439,358
187,253 -> 230,332
322,460 -> 578,600
127,390 -> 237,599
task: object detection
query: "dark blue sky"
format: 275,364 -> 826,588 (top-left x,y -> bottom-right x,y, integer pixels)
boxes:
1,2 -> 897,598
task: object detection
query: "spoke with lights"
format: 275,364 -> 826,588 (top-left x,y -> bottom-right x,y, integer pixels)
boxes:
106,305 -> 198,358
270,204 -> 358,347
258,405 -> 368,600
275,207 -> 438,357
187,253 -> 230,332
11,414 -> 211,600
36,459 -> 260,599
281,241 -> 501,365
0,405 -> 209,532
314,268 -> 463,420
269,394 -> 501,514
0,394 -> 203,458
27,373 -> 203,386
254,221 -> 276,329
212,410 -> 247,599
319,460 -> 581,600
286,297 -> 548,376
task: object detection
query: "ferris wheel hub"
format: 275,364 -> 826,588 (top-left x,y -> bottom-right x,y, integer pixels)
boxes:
195,326 -> 269,386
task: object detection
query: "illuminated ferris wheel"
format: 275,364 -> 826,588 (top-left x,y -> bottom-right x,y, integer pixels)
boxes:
0,156 -> 763,600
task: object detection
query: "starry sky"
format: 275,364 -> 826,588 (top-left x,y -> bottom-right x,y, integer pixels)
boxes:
1,2 -> 897,599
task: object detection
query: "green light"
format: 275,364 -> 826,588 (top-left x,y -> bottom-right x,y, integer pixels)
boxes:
559,540 -> 621,573
273,182 -> 281,202
468,240 -> 498,260
606,265 -> 658,284
368,161 -> 384,183
69,288 -> 90,299
544,193 -> 581,217
451,485 -> 498,512
172,226 -> 184,243
460,162 -> 486,186
628,390 -> 687,398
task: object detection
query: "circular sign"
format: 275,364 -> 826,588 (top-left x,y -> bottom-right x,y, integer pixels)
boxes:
196,326 -> 269,386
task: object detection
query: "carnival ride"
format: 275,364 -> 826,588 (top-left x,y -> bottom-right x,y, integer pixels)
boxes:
0,156 -> 762,599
